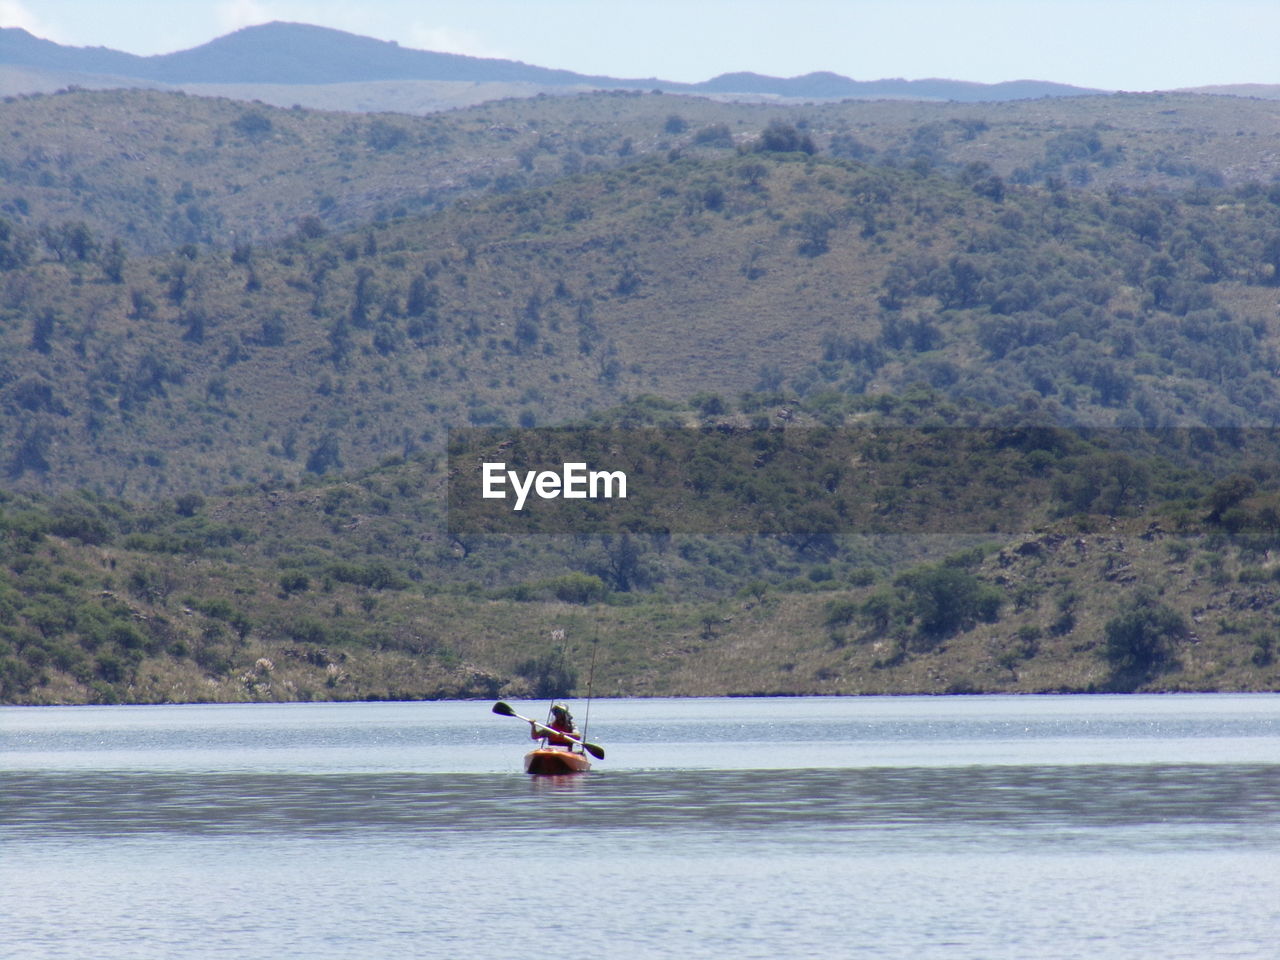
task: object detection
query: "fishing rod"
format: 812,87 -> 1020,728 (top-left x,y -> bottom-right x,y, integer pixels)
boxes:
581,627 -> 600,745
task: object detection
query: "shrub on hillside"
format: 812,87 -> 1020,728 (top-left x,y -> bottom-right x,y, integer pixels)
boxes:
1103,593 -> 1188,682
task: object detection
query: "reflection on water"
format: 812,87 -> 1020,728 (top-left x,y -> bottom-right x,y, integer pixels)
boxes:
3,695 -> 1279,960
6,764 -> 1279,846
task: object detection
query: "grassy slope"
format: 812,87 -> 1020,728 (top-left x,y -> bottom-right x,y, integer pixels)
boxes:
4,509 -> 1279,706
5,409 -> 1280,705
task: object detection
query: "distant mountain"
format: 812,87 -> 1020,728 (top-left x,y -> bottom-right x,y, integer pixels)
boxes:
0,24 -> 149,77
0,22 -> 655,88
0,21 -> 1102,103
688,70 -> 1101,102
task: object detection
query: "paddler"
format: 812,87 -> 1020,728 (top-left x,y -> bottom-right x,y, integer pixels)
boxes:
532,703 -> 580,750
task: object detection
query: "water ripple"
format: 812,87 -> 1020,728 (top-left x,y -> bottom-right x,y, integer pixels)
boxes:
5,764 -> 1277,841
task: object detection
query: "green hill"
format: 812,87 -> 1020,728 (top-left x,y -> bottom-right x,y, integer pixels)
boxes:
5,126 -> 1280,497
3,87 -> 1280,704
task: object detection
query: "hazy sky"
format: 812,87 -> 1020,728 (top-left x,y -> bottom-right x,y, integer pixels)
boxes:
3,0 -> 1278,91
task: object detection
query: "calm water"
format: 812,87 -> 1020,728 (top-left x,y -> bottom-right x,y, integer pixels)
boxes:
2,695 -> 1278,959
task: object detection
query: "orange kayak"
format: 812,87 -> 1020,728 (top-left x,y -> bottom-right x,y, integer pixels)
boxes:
524,748 -> 592,775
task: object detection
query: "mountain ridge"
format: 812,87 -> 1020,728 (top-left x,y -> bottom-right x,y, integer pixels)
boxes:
0,21 -> 1102,103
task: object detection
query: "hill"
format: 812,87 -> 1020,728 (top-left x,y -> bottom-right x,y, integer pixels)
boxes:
3,86 -> 1280,704
1183,84 -> 1280,100
0,22 -> 633,87
4,105 -> 1280,498
3,87 -> 1278,258
691,71 -> 1097,102
3,401 -> 1279,705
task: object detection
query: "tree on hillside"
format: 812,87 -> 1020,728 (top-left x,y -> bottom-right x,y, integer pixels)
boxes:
1262,233 -> 1280,284
100,238 -> 126,283
0,217 -> 34,270
7,423 -> 52,477
40,222 -> 97,263
693,123 -> 733,147
756,121 -> 816,155
895,563 -> 1002,643
516,649 -> 577,699
231,110 -> 273,140
1054,453 -> 1150,517
1103,592 -> 1188,689
585,533 -> 651,592
29,310 -> 57,354
406,275 -> 438,317
796,211 -> 836,257
305,434 -> 343,475
367,119 -> 409,152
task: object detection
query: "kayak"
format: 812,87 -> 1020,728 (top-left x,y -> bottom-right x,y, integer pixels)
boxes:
493,701 -> 603,774
524,747 -> 592,775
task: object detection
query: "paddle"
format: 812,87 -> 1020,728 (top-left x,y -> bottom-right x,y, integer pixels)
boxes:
492,701 -> 606,760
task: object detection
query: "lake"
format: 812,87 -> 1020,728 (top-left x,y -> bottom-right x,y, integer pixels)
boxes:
3,694 -> 1278,959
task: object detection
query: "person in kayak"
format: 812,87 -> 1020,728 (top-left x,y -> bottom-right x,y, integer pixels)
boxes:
532,703 -> 581,750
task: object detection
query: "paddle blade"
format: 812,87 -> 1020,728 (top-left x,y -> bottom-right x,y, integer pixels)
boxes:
492,701 -> 516,717
584,742 -> 605,760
